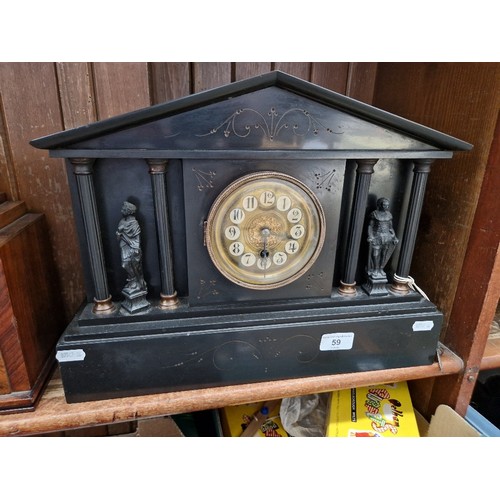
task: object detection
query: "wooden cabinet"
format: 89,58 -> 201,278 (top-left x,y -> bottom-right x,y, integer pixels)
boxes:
0,62 -> 498,434
0,198 -> 65,413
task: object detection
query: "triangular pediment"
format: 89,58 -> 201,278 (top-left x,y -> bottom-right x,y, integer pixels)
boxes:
31,71 -> 472,154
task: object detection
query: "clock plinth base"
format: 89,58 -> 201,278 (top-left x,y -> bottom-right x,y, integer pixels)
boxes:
55,293 -> 442,403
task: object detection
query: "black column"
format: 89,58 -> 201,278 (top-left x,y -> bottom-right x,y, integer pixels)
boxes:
71,158 -> 115,313
147,159 -> 179,308
391,159 -> 433,293
339,159 -> 377,295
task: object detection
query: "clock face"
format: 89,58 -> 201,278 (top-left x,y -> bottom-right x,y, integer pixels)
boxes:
205,171 -> 326,289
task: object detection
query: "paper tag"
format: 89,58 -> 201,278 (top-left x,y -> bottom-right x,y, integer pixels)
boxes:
412,320 -> 434,332
56,349 -> 86,362
320,332 -> 355,351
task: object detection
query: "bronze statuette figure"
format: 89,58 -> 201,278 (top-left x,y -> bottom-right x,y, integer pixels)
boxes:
117,201 -> 150,313
363,197 -> 399,295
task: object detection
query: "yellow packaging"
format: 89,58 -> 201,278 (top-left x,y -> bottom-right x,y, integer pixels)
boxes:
326,381 -> 420,437
219,401 -> 289,437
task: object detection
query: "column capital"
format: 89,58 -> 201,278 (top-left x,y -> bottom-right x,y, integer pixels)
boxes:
413,158 -> 434,173
147,158 -> 168,174
355,158 -> 378,174
70,157 -> 95,175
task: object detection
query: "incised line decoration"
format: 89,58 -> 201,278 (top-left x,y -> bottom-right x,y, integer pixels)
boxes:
196,107 -> 342,141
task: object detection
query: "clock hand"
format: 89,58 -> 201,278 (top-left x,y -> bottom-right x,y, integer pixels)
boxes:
260,228 -> 271,278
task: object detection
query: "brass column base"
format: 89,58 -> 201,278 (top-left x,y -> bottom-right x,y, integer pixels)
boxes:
160,291 -> 180,309
92,296 -> 116,314
338,281 -> 357,296
390,276 -> 410,294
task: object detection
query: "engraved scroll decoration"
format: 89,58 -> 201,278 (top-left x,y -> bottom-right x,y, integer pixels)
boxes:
161,335 -> 320,371
197,107 -> 342,141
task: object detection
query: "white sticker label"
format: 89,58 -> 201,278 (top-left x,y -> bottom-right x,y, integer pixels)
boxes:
56,349 -> 86,362
320,332 -> 355,351
412,320 -> 434,332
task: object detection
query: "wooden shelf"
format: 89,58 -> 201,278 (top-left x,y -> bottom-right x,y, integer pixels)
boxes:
0,343 -> 462,436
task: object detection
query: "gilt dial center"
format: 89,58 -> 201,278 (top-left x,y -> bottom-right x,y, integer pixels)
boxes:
246,213 -> 284,250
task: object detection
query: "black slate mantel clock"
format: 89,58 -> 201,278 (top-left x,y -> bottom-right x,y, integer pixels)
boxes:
31,71 -> 472,403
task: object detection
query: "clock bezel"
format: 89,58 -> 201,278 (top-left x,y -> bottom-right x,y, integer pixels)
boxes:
205,170 -> 327,290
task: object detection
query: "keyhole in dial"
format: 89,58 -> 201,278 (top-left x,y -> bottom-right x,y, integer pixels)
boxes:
260,250 -> 270,258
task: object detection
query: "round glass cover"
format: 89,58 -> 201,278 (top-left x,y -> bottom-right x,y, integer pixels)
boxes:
205,171 -> 326,289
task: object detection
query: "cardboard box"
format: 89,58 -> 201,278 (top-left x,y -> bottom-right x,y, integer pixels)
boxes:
220,400 -> 289,437
417,405 -> 482,437
326,381 -> 420,437
116,417 -> 185,437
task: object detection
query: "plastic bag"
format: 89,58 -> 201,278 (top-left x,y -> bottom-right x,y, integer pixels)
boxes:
280,393 -> 329,437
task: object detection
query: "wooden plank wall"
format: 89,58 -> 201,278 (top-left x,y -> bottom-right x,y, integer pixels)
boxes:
0,62 -> 377,324
371,63 -> 500,418
372,63 -> 500,333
